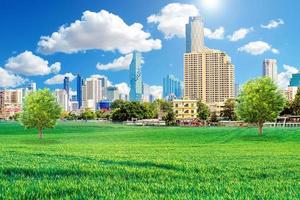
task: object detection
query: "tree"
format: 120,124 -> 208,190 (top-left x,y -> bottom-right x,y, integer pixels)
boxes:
163,111 -> 176,126
236,77 -> 285,136
221,99 -> 237,121
110,99 -> 126,110
209,112 -> 218,123
20,89 -> 61,139
197,101 -> 210,121
80,109 -> 96,120
291,88 -> 300,115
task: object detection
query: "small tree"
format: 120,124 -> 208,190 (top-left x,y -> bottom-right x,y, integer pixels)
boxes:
209,112 -> 218,123
197,101 -> 210,122
20,89 -> 61,139
291,88 -> 300,115
163,111 -> 176,126
221,98 -> 237,121
236,77 -> 285,136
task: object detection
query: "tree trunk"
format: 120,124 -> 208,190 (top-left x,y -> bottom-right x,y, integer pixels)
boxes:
258,122 -> 263,136
38,128 -> 43,139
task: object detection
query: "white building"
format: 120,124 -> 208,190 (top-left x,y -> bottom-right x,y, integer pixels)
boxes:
284,86 -> 298,101
55,89 -> 69,111
186,16 -> 205,53
107,86 -> 119,102
263,59 -> 278,82
82,77 -> 103,111
0,89 -> 23,120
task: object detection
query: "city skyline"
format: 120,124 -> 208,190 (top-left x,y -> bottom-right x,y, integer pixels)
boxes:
0,0 -> 299,96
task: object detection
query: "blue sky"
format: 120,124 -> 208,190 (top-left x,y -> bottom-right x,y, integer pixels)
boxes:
0,0 -> 299,94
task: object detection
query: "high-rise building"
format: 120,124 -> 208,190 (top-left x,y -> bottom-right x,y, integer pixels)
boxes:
263,59 -> 278,82
63,76 -> 70,97
82,77 -> 103,111
184,16 -> 235,114
98,76 -> 108,100
0,89 -> 23,120
289,72 -> 300,87
77,74 -> 83,109
27,82 -> 37,92
163,75 -> 183,100
129,52 -> 143,102
235,83 -> 240,98
186,16 -> 205,53
54,89 -> 69,111
284,86 -> 298,101
106,86 -> 119,102
142,83 -> 151,102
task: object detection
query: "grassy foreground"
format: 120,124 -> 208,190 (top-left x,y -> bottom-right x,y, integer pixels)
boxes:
0,122 -> 299,199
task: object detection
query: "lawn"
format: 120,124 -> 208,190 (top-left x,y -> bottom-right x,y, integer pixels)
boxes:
0,122 -> 299,199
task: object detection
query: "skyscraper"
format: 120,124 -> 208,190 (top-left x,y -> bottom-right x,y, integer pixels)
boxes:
129,52 -> 143,102
77,74 -> 83,109
289,72 -> 300,87
54,89 -> 69,111
82,77 -> 103,111
63,76 -> 70,97
263,59 -> 278,82
186,16 -> 205,53
106,86 -> 119,102
163,74 -> 183,100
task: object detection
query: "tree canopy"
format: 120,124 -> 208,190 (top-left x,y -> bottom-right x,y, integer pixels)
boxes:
197,101 -> 210,121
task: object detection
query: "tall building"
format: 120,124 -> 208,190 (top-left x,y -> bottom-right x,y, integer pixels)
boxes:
0,89 -> 23,119
106,86 -> 119,102
163,74 -> 183,100
142,83 -> 151,102
82,77 -> 103,111
63,76 -> 70,97
186,16 -> 205,53
284,86 -> 298,101
129,52 -> 143,102
184,16 -> 235,114
27,82 -> 37,92
77,74 -> 83,109
98,76 -> 108,99
54,89 -> 69,111
263,59 -> 278,82
289,72 -> 300,87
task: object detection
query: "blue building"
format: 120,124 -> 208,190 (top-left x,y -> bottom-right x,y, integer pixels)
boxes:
129,52 -> 143,102
163,74 -> 183,100
76,74 -> 83,109
63,76 -> 70,96
290,73 -> 300,87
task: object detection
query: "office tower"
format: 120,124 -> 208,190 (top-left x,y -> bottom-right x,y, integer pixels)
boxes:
186,16 -> 205,53
98,76 -> 108,99
289,72 -> 300,87
163,75 -> 183,100
284,86 -> 298,101
129,52 -> 143,102
63,76 -> 70,97
106,86 -> 119,102
142,83 -> 151,102
77,74 -> 83,109
83,77 -> 103,111
54,89 -> 69,111
235,83 -> 240,98
27,82 -> 37,92
0,89 -> 23,120
263,59 -> 278,82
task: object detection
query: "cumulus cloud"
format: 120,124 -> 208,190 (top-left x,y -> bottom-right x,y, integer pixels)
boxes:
277,65 -> 299,89
149,85 -> 163,99
0,67 -> 26,88
228,27 -> 253,42
238,41 -> 279,55
97,54 -> 133,71
204,27 -> 225,40
4,51 -> 61,76
115,82 -> 130,95
261,19 -> 284,29
147,3 -> 199,38
44,73 -> 76,85
38,10 -> 161,54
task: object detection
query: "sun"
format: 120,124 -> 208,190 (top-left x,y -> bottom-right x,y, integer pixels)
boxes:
201,0 -> 221,11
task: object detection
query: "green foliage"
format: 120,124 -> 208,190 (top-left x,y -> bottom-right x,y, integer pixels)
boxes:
209,112 -> 218,123
221,98 -> 237,121
162,111 -> 176,126
197,101 -> 210,121
80,109 -> 96,120
0,122 -> 299,199
20,89 -> 61,138
280,101 -> 293,116
291,88 -> 300,115
95,110 -> 111,120
237,77 -> 285,135
110,99 -> 126,110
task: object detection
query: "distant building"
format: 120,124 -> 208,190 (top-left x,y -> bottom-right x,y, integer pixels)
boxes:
82,77 -> 103,111
55,89 -> 69,111
235,83 -> 240,98
106,86 -> 119,102
163,74 -> 183,100
186,16 -> 205,53
172,98 -> 198,120
69,101 -> 79,112
129,52 -> 143,102
284,86 -> 298,101
290,72 -> 300,87
263,59 -> 278,82
77,74 -> 83,109
27,82 -> 37,92
63,76 -> 70,97
142,83 -> 151,102
0,89 -> 23,120
98,76 -> 108,100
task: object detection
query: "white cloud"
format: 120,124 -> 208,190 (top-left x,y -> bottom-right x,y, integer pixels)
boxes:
261,19 -> 284,29
4,51 -> 61,76
204,27 -> 225,40
277,65 -> 299,89
149,85 -> 163,99
44,73 -> 76,85
147,3 -> 199,39
0,67 -> 26,88
115,82 -> 130,95
228,27 -> 253,42
38,10 -> 161,54
238,41 -> 279,55
97,54 -> 133,71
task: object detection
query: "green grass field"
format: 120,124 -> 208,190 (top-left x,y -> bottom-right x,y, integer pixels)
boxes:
0,122 -> 299,199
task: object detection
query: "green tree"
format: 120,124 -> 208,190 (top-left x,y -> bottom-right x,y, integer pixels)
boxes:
221,98 -> 237,121
291,88 -> 300,115
197,101 -> 210,121
163,111 -> 176,126
110,99 -> 126,110
80,109 -> 96,120
20,89 -> 61,139
236,77 -> 285,136
209,112 -> 218,123
280,101 -> 293,116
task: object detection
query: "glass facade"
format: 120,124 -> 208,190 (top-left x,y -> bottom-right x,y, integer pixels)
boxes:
129,52 -> 143,101
163,74 -> 183,100
76,74 -> 83,109
290,73 -> 300,87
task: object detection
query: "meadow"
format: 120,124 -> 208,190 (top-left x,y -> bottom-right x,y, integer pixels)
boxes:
0,122 -> 299,199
